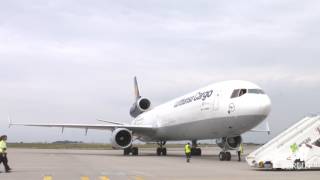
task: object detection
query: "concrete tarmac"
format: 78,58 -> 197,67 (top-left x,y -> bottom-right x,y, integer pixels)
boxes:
0,146 -> 319,180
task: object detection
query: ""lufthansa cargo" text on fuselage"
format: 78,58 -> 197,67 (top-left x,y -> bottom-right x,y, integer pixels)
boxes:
174,90 -> 213,108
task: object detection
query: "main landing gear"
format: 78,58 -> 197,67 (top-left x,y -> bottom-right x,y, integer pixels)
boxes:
156,141 -> 167,156
219,151 -> 231,161
123,146 -> 139,156
191,140 -> 202,156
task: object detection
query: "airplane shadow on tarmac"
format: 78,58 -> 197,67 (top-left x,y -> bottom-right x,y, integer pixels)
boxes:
35,150 -> 241,162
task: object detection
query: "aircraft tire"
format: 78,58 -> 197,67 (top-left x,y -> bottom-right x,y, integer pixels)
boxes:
197,148 -> 202,156
219,152 -> 226,161
157,148 -> 162,156
162,148 -> 167,156
191,148 -> 202,156
132,147 -> 139,156
124,148 -> 130,156
225,152 -> 231,161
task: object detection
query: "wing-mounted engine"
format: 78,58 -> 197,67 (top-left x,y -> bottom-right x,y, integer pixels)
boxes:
216,136 -> 242,150
111,128 -> 133,149
129,76 -> 152,118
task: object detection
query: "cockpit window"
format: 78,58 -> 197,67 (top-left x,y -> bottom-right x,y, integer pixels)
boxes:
231,89 -> 240,98
313,138 -> 320,147
239,89 -> 247,96
231,89 -> 247,98
248,89 -> 265,94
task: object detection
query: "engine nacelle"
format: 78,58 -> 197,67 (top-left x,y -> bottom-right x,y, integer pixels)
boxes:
216,136 -> 242,150
111,128 -> 132,149
129,97 -> 151,118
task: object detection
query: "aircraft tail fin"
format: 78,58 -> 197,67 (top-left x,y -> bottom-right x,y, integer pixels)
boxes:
134,76 -> 141,100
129,76 -> 152,118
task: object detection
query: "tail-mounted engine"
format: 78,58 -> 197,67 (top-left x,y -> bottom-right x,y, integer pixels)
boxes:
216,136 -> 242,150
130,98 -> 151,118
129,76 -> 151,118
111,128 -> 132,149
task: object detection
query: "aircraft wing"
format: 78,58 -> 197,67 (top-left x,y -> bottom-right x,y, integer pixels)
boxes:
9,121 -> 156,135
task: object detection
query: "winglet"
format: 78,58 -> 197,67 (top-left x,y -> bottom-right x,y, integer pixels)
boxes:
134,76 -> 141,100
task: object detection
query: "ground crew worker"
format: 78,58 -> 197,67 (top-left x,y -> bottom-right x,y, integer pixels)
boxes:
0,135 -> 11,172
237,143 -> 244,162
185,142 -> 191,163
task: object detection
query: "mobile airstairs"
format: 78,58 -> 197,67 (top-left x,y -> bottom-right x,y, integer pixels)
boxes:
246,115 -> 320,170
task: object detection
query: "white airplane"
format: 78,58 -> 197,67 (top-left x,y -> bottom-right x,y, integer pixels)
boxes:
10,77 -> 271,161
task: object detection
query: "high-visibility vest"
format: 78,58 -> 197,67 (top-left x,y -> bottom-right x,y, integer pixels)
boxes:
0,140 -> 6,153
185,144 -> 191,153
239,144 -> 244,154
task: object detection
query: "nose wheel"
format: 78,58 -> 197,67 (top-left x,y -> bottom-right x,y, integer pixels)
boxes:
219,151 -> 231,161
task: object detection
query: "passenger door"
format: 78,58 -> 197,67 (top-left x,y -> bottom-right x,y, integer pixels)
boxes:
213,92 -> 220,111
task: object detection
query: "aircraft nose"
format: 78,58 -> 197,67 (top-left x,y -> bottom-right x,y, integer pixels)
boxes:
260,95 -> 271,116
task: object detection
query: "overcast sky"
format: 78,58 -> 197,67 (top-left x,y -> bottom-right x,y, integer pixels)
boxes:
1,0 -> 320,143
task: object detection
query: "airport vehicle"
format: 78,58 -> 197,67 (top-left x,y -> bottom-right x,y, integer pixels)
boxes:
11,77 -> 271,160
246,115 -> 320,170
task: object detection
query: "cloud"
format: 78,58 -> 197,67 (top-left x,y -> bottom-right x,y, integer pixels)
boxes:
0,0 -> 320,143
